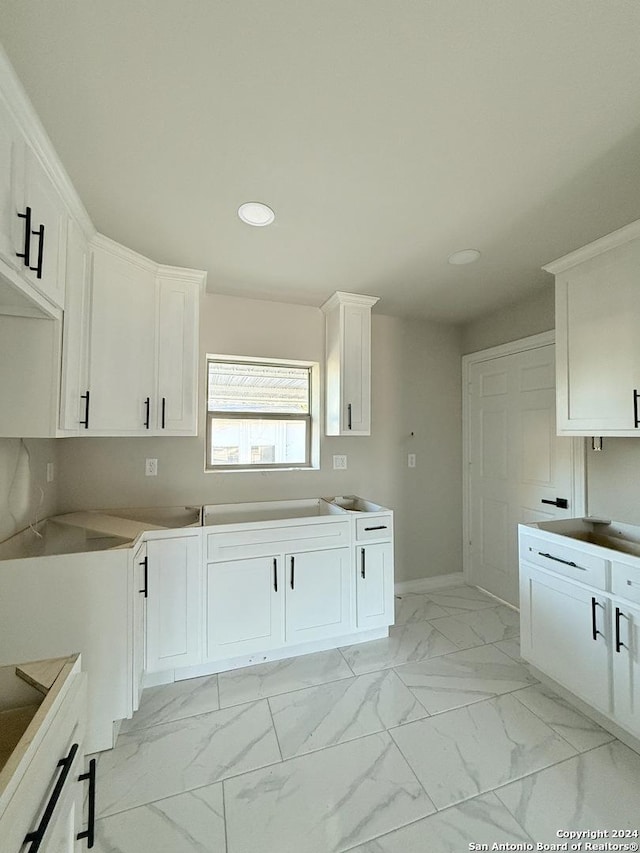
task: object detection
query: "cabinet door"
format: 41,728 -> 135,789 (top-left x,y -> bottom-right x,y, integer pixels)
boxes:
146,536 -> 201,672
520,565 -> 611,714
156,275 -> 199,434
59,218 -> 90,432
285,547 -> 351,643
556,241 -> 640,434
612,599 -> 640,739
356,542 -> 394,630
0,95 -> 24,272
342,302 -> 371,434
89,243 -> 156,432
23,145 -> 66,308
132,542 -> 147,713
207,556 -> 284,660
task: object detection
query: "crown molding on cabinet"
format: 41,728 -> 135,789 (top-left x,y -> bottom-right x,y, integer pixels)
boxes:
543,217 -> 640,275
320,290 -> 380,313
0,45 -> 95,241
91,233 -> 207,288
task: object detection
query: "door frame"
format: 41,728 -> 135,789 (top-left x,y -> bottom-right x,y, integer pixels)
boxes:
462,330 -> 586,591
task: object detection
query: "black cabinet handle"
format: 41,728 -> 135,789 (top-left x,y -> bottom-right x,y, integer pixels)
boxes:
16,206 -> 32,266
634,390 -> 640,428
615,607 -> 627,653
541,498 -> 569,509
347,403 -> 352,430
77,757 -> 96,848
361,548 -> 366,579
80,391 -> 90,429
139,556 -> 148,598
161,397 -> 166,429
364,525 -> 388,532
29,223 -> 45,279
591,596 -> 604,641
24,742 -> 78,851
144,397 -> 150,429
290,556 -> 295,590
537,551 -> 583,570
273,558 -> 278,593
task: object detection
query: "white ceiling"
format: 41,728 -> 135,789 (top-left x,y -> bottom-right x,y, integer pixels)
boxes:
2,1 -> 640,323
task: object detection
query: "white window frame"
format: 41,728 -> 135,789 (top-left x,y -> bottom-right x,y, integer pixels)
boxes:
205,354 -> 320,472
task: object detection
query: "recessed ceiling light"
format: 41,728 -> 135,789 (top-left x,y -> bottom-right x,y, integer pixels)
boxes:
238,202 -> 275,227
448,249 -> 481,265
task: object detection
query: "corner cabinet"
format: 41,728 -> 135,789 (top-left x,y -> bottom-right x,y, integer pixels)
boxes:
321,291 -> 379,436
545,219 -> 640,436
85,236 -> 204,436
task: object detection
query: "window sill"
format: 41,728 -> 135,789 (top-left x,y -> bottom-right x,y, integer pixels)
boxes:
204,465 -> 320,474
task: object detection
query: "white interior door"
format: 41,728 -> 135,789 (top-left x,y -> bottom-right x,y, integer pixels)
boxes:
466,340 -> 584,605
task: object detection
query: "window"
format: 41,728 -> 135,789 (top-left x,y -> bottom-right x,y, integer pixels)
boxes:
206,358 -> 313,470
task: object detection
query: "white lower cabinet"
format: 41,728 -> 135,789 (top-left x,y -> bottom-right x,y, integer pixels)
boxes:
207,556 -> 284,659
145,534 -> 202,673
520,565 -> 611,715
612,597 -> 640,740
355,542 -> 394,630
284,547 -> 351,643
132,540 -> 147,712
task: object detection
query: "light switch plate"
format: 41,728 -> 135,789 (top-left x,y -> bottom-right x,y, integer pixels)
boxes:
145,458 -> 158,477
333,455 -> 347,470
408,453 -> 416,468
46,462 -> 55,483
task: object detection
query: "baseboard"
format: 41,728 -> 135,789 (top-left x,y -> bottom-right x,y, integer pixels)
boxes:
394,572 -> 465,595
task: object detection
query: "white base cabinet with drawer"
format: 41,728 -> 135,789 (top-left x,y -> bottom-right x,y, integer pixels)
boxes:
519,519 -> 640,745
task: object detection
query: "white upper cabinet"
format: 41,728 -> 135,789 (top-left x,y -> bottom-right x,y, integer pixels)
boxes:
87,236 -> 205,436
546,220 -> 640,436
321,291 -> 379,436
0,94 -> 22,276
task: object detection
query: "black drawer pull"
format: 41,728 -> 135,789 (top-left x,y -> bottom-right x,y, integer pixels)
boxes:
541,498 -> 568,509
361,547 -> 366,579
161,397 -> 166,429
80,390 -> 90,429
537,551 -> 584,570
16,206 -> 32,265
290,556 -> 295,590
77,757 -> 96,848
634,390 -> 640,428
144,397 -> 150,429
273,558 -> 278,593
24,743 -> 78,851
29,222 -> 45,279
591,596 -> 604,642
364,525 -> 387,532
347,403 -> 352,430
615,607 -> 627,653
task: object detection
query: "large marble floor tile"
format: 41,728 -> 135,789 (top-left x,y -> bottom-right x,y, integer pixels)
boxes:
394,644 -> 537,714
496,741 -> 640,843
426,585 -> 498,613
269,669 -> 428,758
492,638 -> 522,661
429,605 -> 519,650
340,621 -> 456,675
393,593 -> 449,625
511,684 -> 615,752
218,649 -> 353,708
96,700 -> 281,818
390,693 -> 576,809
346,792 -> 532,853
93,784 -> 226,853
224,732 -> 436,853
120,674 -> 219,734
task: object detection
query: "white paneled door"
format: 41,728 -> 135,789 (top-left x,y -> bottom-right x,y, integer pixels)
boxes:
466,338 -> 584,605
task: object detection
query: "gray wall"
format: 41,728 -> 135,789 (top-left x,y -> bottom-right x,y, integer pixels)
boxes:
0,438 -> 58,542
462,285 -> 640,526
56,294 -> 464,582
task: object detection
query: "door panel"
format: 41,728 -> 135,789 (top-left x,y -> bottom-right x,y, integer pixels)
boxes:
468,343 -> 582,605
285,548 -> 350,643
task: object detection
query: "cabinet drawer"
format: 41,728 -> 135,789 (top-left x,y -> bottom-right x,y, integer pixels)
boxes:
519,531 -> 607,589
207,520 -> 350,562
611,560 -> 640,605
355,515 -> 392,542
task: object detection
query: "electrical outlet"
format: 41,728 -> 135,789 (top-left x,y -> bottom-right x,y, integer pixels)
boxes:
145,458 -> 158,477
408,453 -> 416,468
46,462 -> 55,483
333,454 -> 347,470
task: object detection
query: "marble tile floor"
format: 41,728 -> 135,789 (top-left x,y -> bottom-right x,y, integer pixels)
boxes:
90,585 -> 640,853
